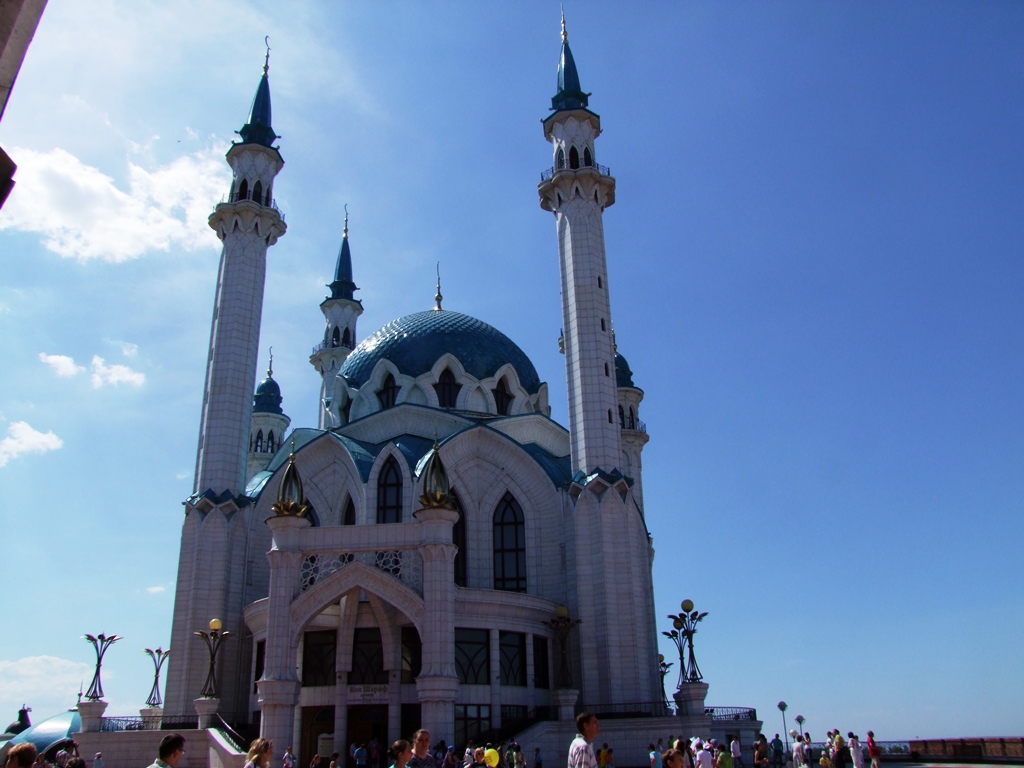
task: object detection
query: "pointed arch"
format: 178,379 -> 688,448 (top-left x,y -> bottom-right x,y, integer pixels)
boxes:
452,487 -> 467,587
267,430 -> 276,453
434,368 -> 461,409
583,146 -> 593,167
342,327 -> 352,347
629,406 -> 636,430
331,326 -> 340,347
556,147 -> 565,170
376,456 -> 402,523
252,180 -> 263,206
343,497 -> 356,526
492,378 -> 513,416
618,405 -> 625,428
265,184 -> 272,205
569,145 -> 580,169
237,178 -> 249,201
493,492 -> 526,593
378,374 -> 399,409
254,429 -> 263,452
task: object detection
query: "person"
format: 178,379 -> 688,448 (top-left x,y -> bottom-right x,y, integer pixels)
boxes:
696,743 -> 712,768
790,734 -> 803,768
245,740 -> 274,768
802,736 -> 812,768
391,741 -> 412,768
769,737 -> 783,768
847,735 -> 863,768
311,755 -> 322,768
661,750 -> 686,768
679,742 -> 694,768
604,751 -> 613,768
818,753 -> 830,768
597,745 -> 609,768
147,734 -> 186,768
370,741 -> 381,768
32,753 -> 47,768
650,745 -> 662,768
93,754 -> 104,768
356,746 -> 369,768
831,733 -> 846,768
331,754 -> 341,768
471,750 -> 487,768
7,745 -> 38,768
63,760 -> 84,768
435,744 -> 448,766
569,712 -> 599,768
445,748 -> 461,768
55,745 -> 75,768
730,739 -> 743,768
409,731 -> 437,768
534,749 -> 542,768
753,736 -> 768,768
463,744 -> 476,768
283,748 -> 296,768
865,734 -> 880,768
657,742 -> 665,756
719,744 -> 734,768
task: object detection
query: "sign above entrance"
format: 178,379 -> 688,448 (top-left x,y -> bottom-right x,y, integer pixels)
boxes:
348,684 -> 389,704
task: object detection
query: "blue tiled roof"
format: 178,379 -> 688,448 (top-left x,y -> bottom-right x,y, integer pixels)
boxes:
328,231 -> 357,300
552,40 -> 589,112
339,310 -> 542,394
238,72 -> 277,148
253,374 -> 283,414
615,352 -> 635,388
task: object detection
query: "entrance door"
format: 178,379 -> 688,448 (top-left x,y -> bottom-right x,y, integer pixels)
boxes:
347,706 -> 388,768
301,706 -> 336,767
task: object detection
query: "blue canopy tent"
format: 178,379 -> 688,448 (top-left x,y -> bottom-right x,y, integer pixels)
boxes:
0,710 -> 82,764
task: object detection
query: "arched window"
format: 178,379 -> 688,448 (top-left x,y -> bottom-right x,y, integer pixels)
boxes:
254,429 -> 263,452
265,185 -> 272,205
376,456 -> 402,523
452,489 -> 467,587
342,327 -> 352,347
343,498 -> 356,526
492,378 -> 513,416
237,178 -> 249,201
378,374 -> 399,409
493,492 -> 526,593
569,146 -> 580,169
607,409 -> 613,424
267,431 -> 275,452
556,148 -> 565,170
583,147 -> 593,167
629,407 -> 636,430
618,405 -> 625,428
597,276 -> 603,289
434,368 -> 462,409
605,362 -> 610,377
600,318 -> 606,331
229,181 -> 236,202
252,180 -> 263,206
331,326 -> 340,347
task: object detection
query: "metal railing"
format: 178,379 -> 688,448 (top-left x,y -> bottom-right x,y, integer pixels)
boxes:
540,162 -> 611,181
575,701 -> 675,719
624,419 -> 647,434
705,706 -> 758,721
215,195 -> 286,222
99,716 -> 199,731
212,714 -> 248,753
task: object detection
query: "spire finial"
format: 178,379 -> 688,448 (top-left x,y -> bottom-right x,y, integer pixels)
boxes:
263,36 -> 271,75
434,262 -> 443,311
561,6 -> 567,43
268,346 -> 274,377
343,204 -> 349,237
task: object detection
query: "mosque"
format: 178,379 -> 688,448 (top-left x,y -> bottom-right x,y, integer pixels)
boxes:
162,18 -> 760,767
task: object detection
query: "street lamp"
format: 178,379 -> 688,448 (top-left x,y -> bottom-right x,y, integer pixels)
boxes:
544,606 -> 581,689
143,647 -> 171,708
194,619 -> 231,698
658,654 -> 674,707
778,701 -> 789,752
795,715 -> 806,739
663,599 -> 708,687
82,633 -> 121,701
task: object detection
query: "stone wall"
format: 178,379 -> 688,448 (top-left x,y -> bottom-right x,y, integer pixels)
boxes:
73,729 -> 245,768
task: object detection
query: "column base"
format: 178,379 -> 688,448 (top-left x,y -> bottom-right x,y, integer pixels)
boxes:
552,689 -> 579,722
194,697 -> 220,729
258,679 -> 301,750
416,676 -> 458,744
139,707 -> 163,730
673,682 -> 709,717
77,700 -> 108,733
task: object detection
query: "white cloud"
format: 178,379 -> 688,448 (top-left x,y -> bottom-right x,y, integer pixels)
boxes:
0,146 -> 231,262
90,356 -> 145,388
39,352 -> 84,377
104,338 -> 139,357
175,470 -> 191,480
146,586 -> 165,593
0,421 -> 63,467
0,656 -> 93,719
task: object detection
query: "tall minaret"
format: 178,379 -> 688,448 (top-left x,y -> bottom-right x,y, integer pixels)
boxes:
538,13 -> 621,475
309,209 -> 362,428
193,52 -> 287,496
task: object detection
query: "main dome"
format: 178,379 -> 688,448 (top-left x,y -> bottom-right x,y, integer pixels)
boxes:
339,310 -> 542,394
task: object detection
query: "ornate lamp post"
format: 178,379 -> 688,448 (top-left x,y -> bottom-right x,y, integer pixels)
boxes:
778,701 -> 789,751
795,714 -> 806,738
544,606 -> 582,689
194,619 -> 231,698
658,654 -> 674,707
82,633 -> 121,700
143,647 -> 170,708
664,599 -> 708,686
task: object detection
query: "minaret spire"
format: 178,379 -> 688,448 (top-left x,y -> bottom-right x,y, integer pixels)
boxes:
434,263 -> 443,311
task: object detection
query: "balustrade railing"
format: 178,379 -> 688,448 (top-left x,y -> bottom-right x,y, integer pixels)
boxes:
100,716 -> 199,731
214,195 -> 286,222
540,162 -> 611,182
301,550 -> 423,595
704,706 -> 758,721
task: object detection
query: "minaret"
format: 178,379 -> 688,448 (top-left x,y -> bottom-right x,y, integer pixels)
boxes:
538,13 -> 621,475
246,351 -> 291,485
310,208 -> 362,428
193,51 -> 287,496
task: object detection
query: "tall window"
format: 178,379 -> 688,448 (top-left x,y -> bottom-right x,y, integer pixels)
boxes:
629,407 -> 636,429
301,630 -> 337,687
434,369 -> 461,409
252,180 -> 263,205
378,374 -> 399,409
267,431 -> 275,452
583,147 -> 593,167
492,378 -> 513,416
331,326 -> 340,347
493,492 -> 526,592
237,178 -> 249,201
569,146 -> 580,169
533,636 -> 550,689
455,628 -> 489,684
343,498 -> 356,526
376,457 -> 402,523
401,626 -> 422,684
454,705 -> 490,751
499,631 -> 526,686
452,489 -> 467,587
618,405 -> 625,428
556,148 -> 565,170
254,429 -> 263,452
350,628 -> 387,684
342,327 -> 352,347
253,639 -> 265,694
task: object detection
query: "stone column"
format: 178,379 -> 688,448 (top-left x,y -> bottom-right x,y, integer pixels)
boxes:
194,697 -> 220,729
259,516 -> 309,750
414,505 -> 459,745
552,689 -> 578,722
77,701 -> 107,732
525,633 -> 536,709
673,682 -> 709,717
489,629 -> 502,729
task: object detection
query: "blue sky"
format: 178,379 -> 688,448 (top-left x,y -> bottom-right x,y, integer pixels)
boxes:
0,0 -> 1021,740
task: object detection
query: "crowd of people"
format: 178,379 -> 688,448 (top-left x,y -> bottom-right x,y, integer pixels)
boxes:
3,740 -> 100,768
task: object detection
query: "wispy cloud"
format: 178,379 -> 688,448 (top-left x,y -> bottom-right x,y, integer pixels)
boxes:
39,352 -> 85,377
104,338 -> 139,357
91,356 -> 145,388
0,146 -> 231,262
0,421 -> 63,467
0,656 -> 92,719
146,586 -> 165,594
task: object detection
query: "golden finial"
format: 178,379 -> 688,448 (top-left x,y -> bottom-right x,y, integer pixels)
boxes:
434,262 -> 443,311
343,204 -> 349,237
561,6 -> 567,44
263,36 -> 271,75
271,438 -> 308,517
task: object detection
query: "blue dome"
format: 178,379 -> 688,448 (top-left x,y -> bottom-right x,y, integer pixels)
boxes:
253,374 -> 283,414
339,310 -> 542,394
615,352 -> 635,388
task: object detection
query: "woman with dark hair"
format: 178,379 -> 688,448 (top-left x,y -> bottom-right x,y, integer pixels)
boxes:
390,741 -> 412,768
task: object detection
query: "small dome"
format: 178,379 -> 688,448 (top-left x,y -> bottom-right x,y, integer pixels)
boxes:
253,374 -> 283,414
340,310 -> 542,394
615,352 -> 635,388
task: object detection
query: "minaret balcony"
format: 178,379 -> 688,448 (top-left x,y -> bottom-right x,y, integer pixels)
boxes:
540,161 -> 610,182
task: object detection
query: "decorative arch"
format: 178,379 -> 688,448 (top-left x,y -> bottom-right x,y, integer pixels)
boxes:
556,147 -> 565,170
267,430 -> 276,452
434,368 -> 461,409
376,455 -> 403,523
252,180 -> 263,206
569,145 -> 580,169
452,487 -> 467,587
342,327 -> 352,347
254,429 -> 264,452
583,146 -> 593,167
331,326 -> 340,347
343,497 -> 356,526
618,405 -> 625,428
493,492 -> 526,593
236,178 -> 249,201
378,374 -> 399,409
629,406 -> 636,429
492,378 -> 513,416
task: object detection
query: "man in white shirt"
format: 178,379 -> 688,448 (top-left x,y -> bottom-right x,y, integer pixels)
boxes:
568,713 -> 599,768
696,745 -> 713,768
731,739 -> 743,768
283,748 -> 296,768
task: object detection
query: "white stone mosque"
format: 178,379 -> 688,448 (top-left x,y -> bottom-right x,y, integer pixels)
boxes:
29,17 -> 763,768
